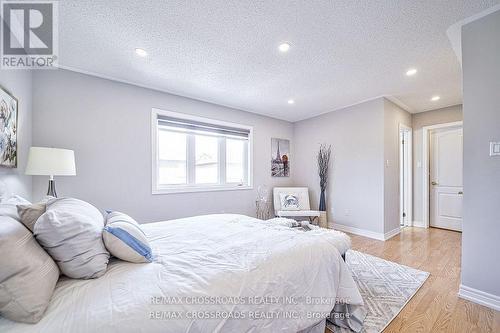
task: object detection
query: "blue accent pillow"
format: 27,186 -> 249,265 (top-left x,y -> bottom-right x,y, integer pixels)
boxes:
103,211 -> 152,263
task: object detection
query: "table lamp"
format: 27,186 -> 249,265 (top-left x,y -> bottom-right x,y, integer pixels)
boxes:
25,147 -> 76,197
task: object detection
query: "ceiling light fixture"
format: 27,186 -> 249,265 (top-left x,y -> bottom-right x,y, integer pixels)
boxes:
135,48 -> 148,57
287,99 -> 295,105
406,68 -> 417,76
431,95 -> 441,101
279,42 -> 291,53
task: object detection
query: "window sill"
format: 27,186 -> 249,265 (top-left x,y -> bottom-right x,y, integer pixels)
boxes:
152,185 -> 253,195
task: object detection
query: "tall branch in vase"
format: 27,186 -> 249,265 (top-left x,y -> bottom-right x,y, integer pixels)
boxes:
317,144 -> 332,212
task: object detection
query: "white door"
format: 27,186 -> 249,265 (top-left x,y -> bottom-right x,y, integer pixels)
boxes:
430,127 -> 463,231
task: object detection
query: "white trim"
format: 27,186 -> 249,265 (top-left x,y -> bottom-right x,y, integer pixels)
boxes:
152,185 -> 253,195
399,129 -> 404,226
384,227 -> 402,240
151,108 -> 254,194
385,96 -> 412,113
332,224 -> 385,241
459,284 -> 500,311
399,123 -> 413,227
332,224 -> 402,241
412,220 -> 426,228
421,121 -> 463,228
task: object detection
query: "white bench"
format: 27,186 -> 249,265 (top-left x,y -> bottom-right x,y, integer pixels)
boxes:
273,187 -> 321,223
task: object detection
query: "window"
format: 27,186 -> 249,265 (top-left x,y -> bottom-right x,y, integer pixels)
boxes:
152,109 -> 253,193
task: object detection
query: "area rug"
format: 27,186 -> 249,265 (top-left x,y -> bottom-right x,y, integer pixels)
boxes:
327,250 -> 430,333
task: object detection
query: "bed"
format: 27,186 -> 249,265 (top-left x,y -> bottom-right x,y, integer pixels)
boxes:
0,214 -> 363,333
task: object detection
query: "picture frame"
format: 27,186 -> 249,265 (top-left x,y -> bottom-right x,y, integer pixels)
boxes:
0,85 -> 18,168
271,138 -> 290,177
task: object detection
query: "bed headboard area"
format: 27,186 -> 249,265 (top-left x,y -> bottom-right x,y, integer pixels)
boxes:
0,180 -> 8,201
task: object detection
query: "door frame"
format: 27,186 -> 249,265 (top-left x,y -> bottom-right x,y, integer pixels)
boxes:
399,124 -> 413,227
422,121 -> 463,228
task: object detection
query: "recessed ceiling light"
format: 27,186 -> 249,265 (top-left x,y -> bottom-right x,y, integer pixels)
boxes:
279,42 -> 291,53
431,95 -> 441,101
135,48 -> 148,57
287,99 -> 295,105
406,68 -> 417,76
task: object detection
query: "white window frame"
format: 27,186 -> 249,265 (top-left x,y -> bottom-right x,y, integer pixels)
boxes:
151,108 -> 253,194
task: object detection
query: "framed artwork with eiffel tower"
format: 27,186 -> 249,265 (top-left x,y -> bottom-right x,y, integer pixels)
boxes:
271,138 -> 290,177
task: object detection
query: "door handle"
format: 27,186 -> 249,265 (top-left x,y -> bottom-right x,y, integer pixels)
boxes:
431,181 -> 438,186
458,191 -> 463,195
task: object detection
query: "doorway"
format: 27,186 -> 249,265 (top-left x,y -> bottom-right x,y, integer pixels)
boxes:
429,125 -> 463,231
399,124 -> 412,227
421,121 -> 463,228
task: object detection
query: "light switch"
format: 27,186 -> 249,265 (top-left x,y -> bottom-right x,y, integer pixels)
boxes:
490,142 -> 500,156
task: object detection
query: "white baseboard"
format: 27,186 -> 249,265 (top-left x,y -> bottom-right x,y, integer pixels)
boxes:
332,224 -> 385,240
332,224 -> 401,241
412,220 -> 427,228
384,227 -> 401,240
458,284 -> 500,311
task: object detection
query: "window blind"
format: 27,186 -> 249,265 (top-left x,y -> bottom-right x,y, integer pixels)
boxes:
157,115 -> 250,138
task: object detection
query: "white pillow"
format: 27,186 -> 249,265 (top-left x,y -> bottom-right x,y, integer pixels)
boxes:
0,195 -> 31,221
103,211 -> 152,263
279,193 -> 301,211
0,216 -> 59,323
34,198 -> 110,279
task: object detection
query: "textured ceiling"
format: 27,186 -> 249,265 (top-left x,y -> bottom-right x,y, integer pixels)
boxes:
58,0 -> 500,122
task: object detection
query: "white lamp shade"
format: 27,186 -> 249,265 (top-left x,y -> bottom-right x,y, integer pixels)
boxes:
25,147 -> 76,176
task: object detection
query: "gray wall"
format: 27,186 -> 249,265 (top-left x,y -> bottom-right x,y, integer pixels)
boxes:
293,98 -> 386,233
383,99 -> 412,233
293,97 -> 411,236
412,105 -> 463,224
0,70 -> 32,200
461,10 -> 500,297
32,70 -> 293,223
31,68 -> 413,238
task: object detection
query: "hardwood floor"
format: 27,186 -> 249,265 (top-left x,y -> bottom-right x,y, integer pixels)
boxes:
337,227 -> 500,333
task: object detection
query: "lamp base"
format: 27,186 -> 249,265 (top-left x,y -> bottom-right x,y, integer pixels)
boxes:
47,179 -> 57,198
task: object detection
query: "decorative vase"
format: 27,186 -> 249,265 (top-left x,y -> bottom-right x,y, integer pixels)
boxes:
319,211 -> 328,229
319,189 -> 326,211
318,189 -> 328,228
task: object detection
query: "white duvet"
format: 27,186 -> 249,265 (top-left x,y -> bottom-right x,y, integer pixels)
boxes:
0,214 -> 363,333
